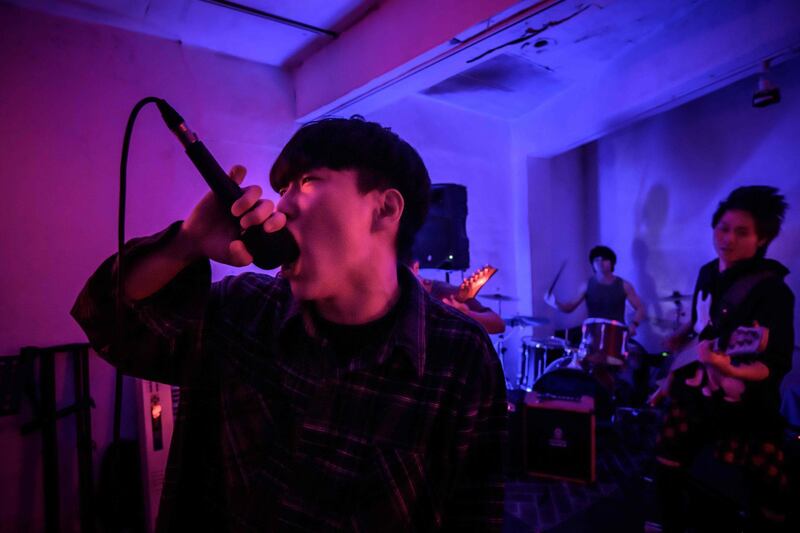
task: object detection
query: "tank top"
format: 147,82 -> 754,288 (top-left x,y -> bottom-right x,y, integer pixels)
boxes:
585,276 -> 626,322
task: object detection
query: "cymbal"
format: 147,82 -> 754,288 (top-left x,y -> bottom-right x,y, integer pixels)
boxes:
479,293 -> 517,302
658,291 -> 692,302
504,315 -> 549,327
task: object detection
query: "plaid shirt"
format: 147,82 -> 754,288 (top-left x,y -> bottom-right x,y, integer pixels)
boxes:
72,223 -> 507,532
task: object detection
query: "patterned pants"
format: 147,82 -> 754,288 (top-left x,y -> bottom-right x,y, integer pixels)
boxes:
655,376 -> 792,524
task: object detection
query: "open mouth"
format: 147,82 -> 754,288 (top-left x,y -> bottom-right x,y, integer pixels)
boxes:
279,227 -> 300,276
281,257 -> 299,277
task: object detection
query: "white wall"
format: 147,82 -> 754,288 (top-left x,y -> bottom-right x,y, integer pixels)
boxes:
371,95 -> 522,312
591,57 -> 800,371
520,55 -> 800,395
527,147 -> 600,333
0,5 -> 296,531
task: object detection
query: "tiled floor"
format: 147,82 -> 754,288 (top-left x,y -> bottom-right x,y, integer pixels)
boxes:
504,410 -> 660,532
503,408 -> 800,532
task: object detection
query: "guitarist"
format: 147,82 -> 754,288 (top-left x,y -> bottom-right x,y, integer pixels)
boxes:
408,259 -> 506,334
651,186 -> 794,532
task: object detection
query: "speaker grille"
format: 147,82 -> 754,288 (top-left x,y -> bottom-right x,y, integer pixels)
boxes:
412,184 -> 469,270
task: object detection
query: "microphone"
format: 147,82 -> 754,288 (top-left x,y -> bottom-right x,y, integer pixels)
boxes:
155,99 -> 299,270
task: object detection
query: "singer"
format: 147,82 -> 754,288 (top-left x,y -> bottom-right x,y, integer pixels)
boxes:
72,118 -> 507,531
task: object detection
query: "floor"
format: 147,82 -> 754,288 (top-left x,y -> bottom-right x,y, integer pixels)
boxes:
503,408 -> 660,533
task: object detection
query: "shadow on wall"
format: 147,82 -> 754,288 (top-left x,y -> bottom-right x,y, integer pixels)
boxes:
632,183 -> 673,352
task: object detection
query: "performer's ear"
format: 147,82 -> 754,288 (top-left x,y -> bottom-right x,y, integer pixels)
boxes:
373,188 -> 404,231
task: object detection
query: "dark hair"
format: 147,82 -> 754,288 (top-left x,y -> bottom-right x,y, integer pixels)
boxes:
711,185 -> 788,256
270,117 -> 431,261
589,245 -> 617,271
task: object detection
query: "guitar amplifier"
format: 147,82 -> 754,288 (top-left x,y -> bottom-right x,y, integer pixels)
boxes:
523,392 -> 595,483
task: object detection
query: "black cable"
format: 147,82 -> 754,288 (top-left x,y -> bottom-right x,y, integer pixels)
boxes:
115,96 -> 161,441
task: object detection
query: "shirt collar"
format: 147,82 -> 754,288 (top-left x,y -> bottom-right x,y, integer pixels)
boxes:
383,265 -> 428,377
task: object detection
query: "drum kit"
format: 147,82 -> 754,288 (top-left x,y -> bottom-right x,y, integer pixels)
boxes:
486,290 -> 632,418
485,281 -> 693,418
507,318 -> 630,390
483,288 -> 631,395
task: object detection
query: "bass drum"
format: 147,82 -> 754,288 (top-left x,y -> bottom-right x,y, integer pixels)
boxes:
532,358 -> 613,420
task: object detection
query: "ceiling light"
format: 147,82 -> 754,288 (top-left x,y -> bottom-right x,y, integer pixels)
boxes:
753,59 -> 781,108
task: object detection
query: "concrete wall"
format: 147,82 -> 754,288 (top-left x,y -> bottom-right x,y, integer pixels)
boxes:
519,56 -> 800,398
592,56 -> 800,362
0,5 -> 295,530
371,95 -> 521,312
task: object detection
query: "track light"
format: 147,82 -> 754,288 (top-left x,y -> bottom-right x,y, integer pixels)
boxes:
752,59 -> 781,108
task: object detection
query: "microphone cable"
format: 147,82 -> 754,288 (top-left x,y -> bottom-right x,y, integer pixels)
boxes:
114,96 -> 161,441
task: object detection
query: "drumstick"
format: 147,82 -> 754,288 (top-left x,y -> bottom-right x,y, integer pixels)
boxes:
547,260 -> 567,296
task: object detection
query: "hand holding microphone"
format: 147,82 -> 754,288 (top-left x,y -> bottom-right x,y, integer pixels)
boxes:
179,164 -> 287,268
156,99 -> 299,269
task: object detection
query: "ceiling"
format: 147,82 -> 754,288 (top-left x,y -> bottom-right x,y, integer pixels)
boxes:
6,0 -> 800,156
3,0 -> 381,67
421,0 -> 704,119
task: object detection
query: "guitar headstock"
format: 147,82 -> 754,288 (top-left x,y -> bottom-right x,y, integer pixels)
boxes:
456,265 -> 498,302
726,325 -> 769,356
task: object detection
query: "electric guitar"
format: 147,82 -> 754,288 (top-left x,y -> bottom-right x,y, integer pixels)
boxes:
454,265 -> 497,303
666,325 -> 769,402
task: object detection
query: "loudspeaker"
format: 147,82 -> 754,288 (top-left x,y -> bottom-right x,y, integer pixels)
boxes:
412,183 -> 469,270
524,392 -> 596,483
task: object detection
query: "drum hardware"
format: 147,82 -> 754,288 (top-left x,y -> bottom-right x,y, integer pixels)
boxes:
657,291 -> 692,302
496,311 -> 538,389
659,290 -> 690,331
480,292 -> 516,317
503,315 -> 549,327
532,366 -> 614,421
517,337 -> 578,391
494,332 -> 512,389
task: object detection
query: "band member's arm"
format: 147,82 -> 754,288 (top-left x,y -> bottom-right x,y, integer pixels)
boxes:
623,280 -> 645,335
70,222 -> 213,385
698,341 -> 770,381
71,165 -> 277,384
647,372 -> 673,406
124,165 -> 277,300
441,296 -> 506,334
700,281 -> 794,383
544,282 -> 587,313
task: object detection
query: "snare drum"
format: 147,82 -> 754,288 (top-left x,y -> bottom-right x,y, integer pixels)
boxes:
580,318 -> 628,365
518,337 -> 575,391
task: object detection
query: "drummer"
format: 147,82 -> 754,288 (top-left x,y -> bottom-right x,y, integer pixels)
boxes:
544,245 -> 645,336
408,259 -> 506,334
